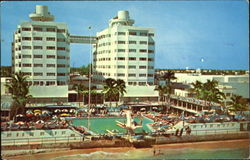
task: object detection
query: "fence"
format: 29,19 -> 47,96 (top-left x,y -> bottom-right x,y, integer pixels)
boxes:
1,136 -> 83,146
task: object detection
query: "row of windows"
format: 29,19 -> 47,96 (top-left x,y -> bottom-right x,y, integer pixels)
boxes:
94,65 -> 154,69
93,57 -> 154,62
97,41 -> 154,47
21,72 -> 68,76
21,63 -> 69,68
128,81 -> 154,86
17,55 -> 68,59
117,73 -> 153,77
32,81 -> 66,86
96,49 -> 154,54
20,46 -> 67,50
191,123 -> 235,129
15,37 -> 66,43
97,32 -> 154,40
21,27 -> 66,33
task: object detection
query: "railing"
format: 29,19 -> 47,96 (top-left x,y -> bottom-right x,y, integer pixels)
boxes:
167,128 -> 244,136
1,136 -> 83,146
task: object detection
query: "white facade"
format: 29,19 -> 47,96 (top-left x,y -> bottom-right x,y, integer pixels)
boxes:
93,11 -> 155,86
12,5 -> 70,87
11,5 -> 69,102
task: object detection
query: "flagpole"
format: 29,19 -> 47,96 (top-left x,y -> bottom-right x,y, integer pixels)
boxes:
88,26 -> 92,130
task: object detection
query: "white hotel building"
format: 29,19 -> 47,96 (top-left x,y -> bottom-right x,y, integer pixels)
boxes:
93,11 -> 155,86
11,6 -> 70,103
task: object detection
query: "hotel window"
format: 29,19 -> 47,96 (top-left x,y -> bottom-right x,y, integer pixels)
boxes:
33,27 -> 42,31
118,65 -> 125,69
47,55 -> 55,59
148,58 -> 154,61
210,124 -> 213,127
47,73 -> 55,76
22,55 -> 31,58
46,28 -> 56,32
139,49 -> 147,53
118,32 -> 126,35
129,32 -> 137,36
23,72 -> 32,76
140,41 -> 147,45
139,74 -> 146,77
34,55 -> 42,58
30,133 -> 34,136
34,46 -> 43,50
217,124 -> 220,127
148,82 -> 153,85
57,81 -> 66,85
128,74 -> 136,77
139,66 -> 146,69
46,81 -> 56,86
139,57 -> 147,61
57,56 -> 66,59
57,73 -> 66,76
140,32 -> 148,36
34,81 -> 40,85
22,63 -> 31,67
128,65 -> 136,69
129,49 -> 136,52
129,57 -> 136,61
139,82 -> 146,86
117,41 -> 125,44
148,42 -> 155,45
148,33 -> 154,36
57,47 -> 66,50
46,37 -> 56,41
40,132 -> 45,136
34,37 -> 42,41
57,64 -> 66,68
148,50 -> 154,53
22,46 -> 32,50
22,37 -> 31,41
118,73 -> 125,77
57,38 -> 65,42
148,66 -> 154,69
148,74 -> 154,77
118,49 -> 125,52
57,29 -> 66,33
118,57 -> 125,60
129,41 -> 136,44
34,72 -> 43,76
47,64 -> 55,67
62,131 -> 66,135
7,133 -> 12,137
47,46 -> 55,50
22,27 -> 31,31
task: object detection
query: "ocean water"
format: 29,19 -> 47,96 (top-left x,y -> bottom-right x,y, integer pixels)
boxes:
50,147 -> 249,160
73,117 -> 153,134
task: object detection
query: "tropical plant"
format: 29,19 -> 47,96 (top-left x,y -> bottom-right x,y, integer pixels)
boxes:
73,84 -> 88,102
115,79 -> 126,103
191,80 -> 225,110
5,72 -> 32,121
228,94 -> 248,114
158,71 -> 177,112
102,78 -> 119,107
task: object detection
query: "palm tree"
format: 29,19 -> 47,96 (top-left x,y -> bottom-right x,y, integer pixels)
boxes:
228,94 -> 248,114
102,78 -> 119,107
5,72 -> 32,121
73,84 -> 87,103
115,79 -> 126,104
159,71 -> 177,112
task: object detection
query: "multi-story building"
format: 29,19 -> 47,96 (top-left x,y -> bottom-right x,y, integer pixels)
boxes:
11,5 -> 70,103
93,11 -> 155,86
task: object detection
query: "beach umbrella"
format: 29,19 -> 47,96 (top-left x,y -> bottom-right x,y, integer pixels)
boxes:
34,109 -> 41,113
26,110 -> 33,114
26,113 -> 33,117
34,112 -> 41,116
140,108 -> 146,111
70,109 -> 76,113
62,109 -> 68,112
42,110 -> 49,114
36,120 -> 44,124
54,109 -> 61,113
60,113 -> 70,117
16,114 -> 24,117
16,121 -> 25,125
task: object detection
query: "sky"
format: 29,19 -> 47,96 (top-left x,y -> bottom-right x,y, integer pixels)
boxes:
1,1 -> 249,70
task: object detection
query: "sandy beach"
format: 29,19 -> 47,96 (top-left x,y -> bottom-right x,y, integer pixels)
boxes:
3,139 -> 249,160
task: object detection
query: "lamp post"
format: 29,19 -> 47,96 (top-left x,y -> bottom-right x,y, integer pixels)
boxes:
87,26 -> 92,130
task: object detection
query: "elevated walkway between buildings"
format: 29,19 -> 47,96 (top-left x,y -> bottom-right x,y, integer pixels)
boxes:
69,35 -> 97,44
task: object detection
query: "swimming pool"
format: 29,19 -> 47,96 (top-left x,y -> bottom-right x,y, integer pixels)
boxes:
73,117 -> 154,134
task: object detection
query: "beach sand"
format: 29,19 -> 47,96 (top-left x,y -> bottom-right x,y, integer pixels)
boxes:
3,139 -> 249,160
